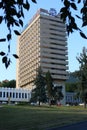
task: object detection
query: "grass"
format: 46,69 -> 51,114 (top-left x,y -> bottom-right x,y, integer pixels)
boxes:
0,105 -> 87,130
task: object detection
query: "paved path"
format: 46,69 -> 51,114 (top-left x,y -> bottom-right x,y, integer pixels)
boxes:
49,121 -> 87,130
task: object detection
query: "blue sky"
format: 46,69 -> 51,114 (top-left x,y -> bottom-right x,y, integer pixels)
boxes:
0,0 -> 87,81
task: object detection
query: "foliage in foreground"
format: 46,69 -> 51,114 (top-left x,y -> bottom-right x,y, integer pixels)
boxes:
0,0 -> 87,68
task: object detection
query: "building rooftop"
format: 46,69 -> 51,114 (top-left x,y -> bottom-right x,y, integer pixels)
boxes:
22,8 -> 60,33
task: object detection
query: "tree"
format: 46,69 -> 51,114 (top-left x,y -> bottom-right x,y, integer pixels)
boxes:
53,86 -> 64,105
77,47 -> 87,108
0,0 -> 87,68
45,71 -> 64,105
6,80 -> 16,88
0,0 -> 37,68
65,72 -> 79,92
65,82 -> 78,92
60,0 -> 87,39
0,80 -> 16,88
45,71 -> 54,105
31,67 -> 47,106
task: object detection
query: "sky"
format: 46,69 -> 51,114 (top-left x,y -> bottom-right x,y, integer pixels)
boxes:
0,0 -> 87,82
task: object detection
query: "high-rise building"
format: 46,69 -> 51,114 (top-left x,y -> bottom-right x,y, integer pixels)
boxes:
16,8 -> 68,103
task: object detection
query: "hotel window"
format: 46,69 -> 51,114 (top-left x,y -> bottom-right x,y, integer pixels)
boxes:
22,93 -> 24,98
19,93 -> 21,98
25,93 -> 27,98
3,92 -> 5,97
7,92 -> 9,98
10,92 -> 12,97
13,93 -> 15,98
16,93 -> 18,98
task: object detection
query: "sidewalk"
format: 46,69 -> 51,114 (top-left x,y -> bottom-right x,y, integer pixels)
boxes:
48,121 -> 87,130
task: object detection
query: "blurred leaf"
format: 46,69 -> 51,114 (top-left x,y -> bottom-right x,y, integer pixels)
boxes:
72,22 -> 78,30
0,51 -> 5,56
64,0 -> 70,8
70,16 -> 75,23
2,56 -> 11,68
17,13 -> 21,18
10,8 -> 17,16
23,2 -> 30,10
17,0 -> 23,5
0,2 -> 3,8
60,7 -> 67,13
81,7 -> 87,14
13,54 -> 19,58
7,34 -> 11,41
19,19 -> 23,27
31,0 -> 37,3
75,15 -> 82,19
80,32 -> 87,39
0,16 -> 3,24
5,62 -> 8,69
78,0 -> 81,3
2,56 -> 7,63
8,44 -> 10,52
5,59 -> 11,69
15,21 -> 19,26
71,3 -> 77,10
82,21 -> 87,27
14,30 -> 21,35
21,7 -> 24,18
0,38 -> 6,42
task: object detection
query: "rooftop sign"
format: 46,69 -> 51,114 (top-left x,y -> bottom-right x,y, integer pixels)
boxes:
49,8 -> 57,16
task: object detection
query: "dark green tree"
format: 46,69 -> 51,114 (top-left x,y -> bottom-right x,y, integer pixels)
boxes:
60,0 -> 87,39
31,67 -> 47,106
45,71 -> 54,105
53,86 -> 64,105
77,47 -> 87,108
7,80 -> 16,88
0,0 -> 36,68
0,80 -> 16,88
70,71 -> 81,78
0,81 -> 1,87
65,82 -> 79,92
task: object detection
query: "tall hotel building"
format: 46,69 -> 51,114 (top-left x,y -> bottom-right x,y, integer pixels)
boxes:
16,8 -> 68,103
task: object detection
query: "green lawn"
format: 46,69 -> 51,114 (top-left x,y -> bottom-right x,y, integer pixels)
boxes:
0,105 -> 87,130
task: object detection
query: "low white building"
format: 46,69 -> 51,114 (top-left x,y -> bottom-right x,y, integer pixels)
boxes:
0,87 -> 31,103
0,87 -> 82,105
66,92 -> 82,105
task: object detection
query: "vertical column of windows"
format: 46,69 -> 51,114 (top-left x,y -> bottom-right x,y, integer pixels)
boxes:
40,15 -> 68,80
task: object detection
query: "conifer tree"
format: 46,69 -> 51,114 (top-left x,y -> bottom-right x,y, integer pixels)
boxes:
53,86 -> 64,105
31,67 -> 46,106
77,47 -> 87,108
45,71 -> 54,105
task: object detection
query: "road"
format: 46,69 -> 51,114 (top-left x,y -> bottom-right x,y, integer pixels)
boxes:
48,121 -> 87,130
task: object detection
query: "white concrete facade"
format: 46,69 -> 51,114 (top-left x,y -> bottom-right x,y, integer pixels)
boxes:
0,87 -> 31,102
0,87 -> 82,105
